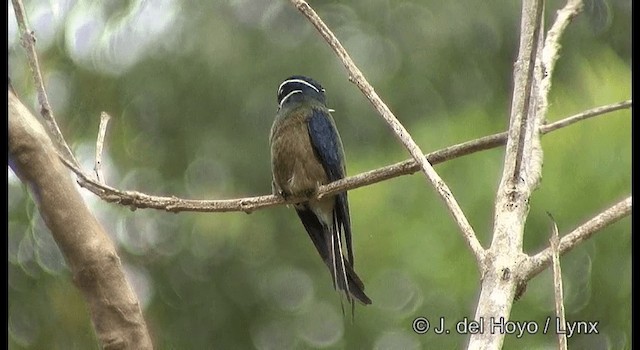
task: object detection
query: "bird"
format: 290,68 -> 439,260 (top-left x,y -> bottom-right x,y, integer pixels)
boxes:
269,75 -> 372,307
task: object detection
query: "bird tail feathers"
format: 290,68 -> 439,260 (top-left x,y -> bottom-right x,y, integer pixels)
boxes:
296,207 -> 371,305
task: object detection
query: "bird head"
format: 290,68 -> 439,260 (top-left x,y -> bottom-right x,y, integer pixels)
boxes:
277,75 -> 327,109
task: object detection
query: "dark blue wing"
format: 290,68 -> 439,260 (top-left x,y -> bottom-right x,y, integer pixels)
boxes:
307,108 -> 345,182
307,109 -> 354,265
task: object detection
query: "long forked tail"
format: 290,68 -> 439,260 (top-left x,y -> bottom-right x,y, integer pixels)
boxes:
324,223 -> 372,305
296,207 -> 372,305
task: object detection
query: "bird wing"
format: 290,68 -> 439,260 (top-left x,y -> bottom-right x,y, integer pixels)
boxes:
307,109 -> 344,181
307,109 -> 354,265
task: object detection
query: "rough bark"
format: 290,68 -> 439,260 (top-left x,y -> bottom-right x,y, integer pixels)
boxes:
8,89 -> 153,350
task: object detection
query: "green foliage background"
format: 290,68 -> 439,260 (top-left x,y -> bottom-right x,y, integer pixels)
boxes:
8,0 -> 630,349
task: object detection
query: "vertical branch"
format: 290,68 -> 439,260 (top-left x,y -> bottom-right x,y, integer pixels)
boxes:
548,214 -> 568,350
541,0 -> 584,80
469,0 -> 586,348
95,112 -> 112,184
503,0 -> 546,190
468,0 -> 546,348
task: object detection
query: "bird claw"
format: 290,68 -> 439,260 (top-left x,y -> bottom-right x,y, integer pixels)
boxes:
301,187 -> 318,199
275,189 -> 290,200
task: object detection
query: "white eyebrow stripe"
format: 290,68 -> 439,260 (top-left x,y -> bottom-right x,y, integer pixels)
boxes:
278,79 -> 320,95
279,89 -> 302,108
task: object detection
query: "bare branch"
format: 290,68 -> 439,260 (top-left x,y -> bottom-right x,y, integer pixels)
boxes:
9,89 -> 153,350
548,212 -> 568,350
62,156 -> 286,213
345,99 -> 632,194
289,0 -> 484,263
524,196 -> 631,280
541,100 -> 631,133
541,0 -> 584,79
469,0 -> 546,348
469,0 -> 594,346
95,112 -> 112,184
11,0 -> 79,168
57,100 -> 628,216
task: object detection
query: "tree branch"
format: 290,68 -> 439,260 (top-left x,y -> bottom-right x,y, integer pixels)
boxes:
524,196 -> 631,281
548,213 -> 568,350
57,100 -> 627,216
289,0 -> 484,264
541,0 -> 584,78
95,112 -> 111,184
9,89 -> 153,350
11,0 -> 79,168
469,0 -> 546,348
469,0 -> 599,347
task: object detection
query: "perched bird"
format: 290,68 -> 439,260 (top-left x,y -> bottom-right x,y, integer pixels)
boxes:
269,75 -> 371,306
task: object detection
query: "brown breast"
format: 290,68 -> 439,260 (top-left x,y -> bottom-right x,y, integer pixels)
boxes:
270,109 -> 329,196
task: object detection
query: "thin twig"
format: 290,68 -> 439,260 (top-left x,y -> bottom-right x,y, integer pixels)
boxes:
11,0 -> 79,168
323,99 -> 632,195
541,0 -> 584,79
541,99 -> 630,132
290,0 -> 484,263
94,112 -> 111,184
62,154 -> 285,213
59,101 -> 629,215
547,212 -> 568,350
524,196 -> 631,280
